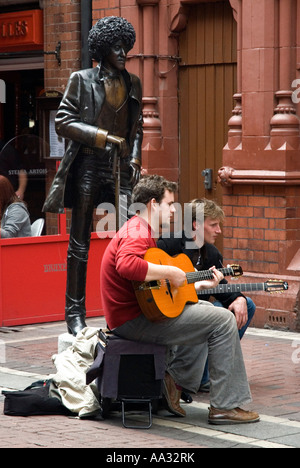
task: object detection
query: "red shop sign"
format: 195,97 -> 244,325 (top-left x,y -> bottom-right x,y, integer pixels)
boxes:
0,9 -> 43,52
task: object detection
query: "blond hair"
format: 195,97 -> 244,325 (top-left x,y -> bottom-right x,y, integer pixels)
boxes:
189,198 -> 225,223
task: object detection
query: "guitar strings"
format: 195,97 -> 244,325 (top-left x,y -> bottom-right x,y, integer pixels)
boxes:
186,267 -> 233,284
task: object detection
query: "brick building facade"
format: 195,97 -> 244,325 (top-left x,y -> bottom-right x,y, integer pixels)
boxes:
1,0 -> 300,330
220,0 -> 300,330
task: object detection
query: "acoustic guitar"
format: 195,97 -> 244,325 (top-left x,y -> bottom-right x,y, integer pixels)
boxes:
133,248 -> 243,322
197,280 -> 288,297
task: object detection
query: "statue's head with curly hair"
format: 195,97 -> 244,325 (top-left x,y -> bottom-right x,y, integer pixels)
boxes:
88,16 -> 136,62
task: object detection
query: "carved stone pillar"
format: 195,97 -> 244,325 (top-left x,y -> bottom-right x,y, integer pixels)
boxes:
221,0 -> 300,331
137,0 -> 162,150
270,0 -> 300,149
270,90 -> 300,150
225,93 -> 242,150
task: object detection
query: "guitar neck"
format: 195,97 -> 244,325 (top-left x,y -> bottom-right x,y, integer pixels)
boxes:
197,283 -> 265,296
186,267 -> 235,284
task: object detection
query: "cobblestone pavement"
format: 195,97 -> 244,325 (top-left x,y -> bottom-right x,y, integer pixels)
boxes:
0,318 -> 300,449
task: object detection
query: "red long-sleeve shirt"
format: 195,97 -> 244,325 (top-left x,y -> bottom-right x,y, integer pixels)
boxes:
100,216 -> 156,329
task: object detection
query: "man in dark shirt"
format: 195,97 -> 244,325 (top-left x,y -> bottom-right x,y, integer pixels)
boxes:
158,198 -> 255,336
157,198 -> 256,393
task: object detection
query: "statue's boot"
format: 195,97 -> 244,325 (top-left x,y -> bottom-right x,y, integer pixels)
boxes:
65,243 -> 88,336
65,295 -> 87,336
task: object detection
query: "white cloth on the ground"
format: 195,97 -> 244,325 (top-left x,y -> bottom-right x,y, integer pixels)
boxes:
50,327 -> 100,418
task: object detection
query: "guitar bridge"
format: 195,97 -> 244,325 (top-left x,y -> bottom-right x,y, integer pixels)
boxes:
138,281 -> 161,291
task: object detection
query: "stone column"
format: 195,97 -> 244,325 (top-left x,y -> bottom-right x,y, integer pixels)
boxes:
137,0 -> 162,150
270,0 -> 300,150
221,0 -> 300,331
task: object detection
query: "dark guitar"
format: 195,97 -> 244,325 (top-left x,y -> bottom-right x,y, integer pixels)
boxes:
133,248 -> 243,322
197,280 -> 289,297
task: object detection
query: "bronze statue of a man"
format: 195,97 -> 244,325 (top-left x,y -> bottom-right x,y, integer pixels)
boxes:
43,16 -> 143,336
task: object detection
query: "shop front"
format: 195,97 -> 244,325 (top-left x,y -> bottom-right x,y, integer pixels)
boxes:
0,216 -> 110,327
0,7 -> 45,224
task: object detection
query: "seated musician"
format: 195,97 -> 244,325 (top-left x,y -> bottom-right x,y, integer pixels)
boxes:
100,174 -> 259,425
157,198 -> 256,393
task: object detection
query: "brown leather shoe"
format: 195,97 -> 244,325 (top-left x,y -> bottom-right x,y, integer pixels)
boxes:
208,406 -> 260,425
163,373 -> 186,417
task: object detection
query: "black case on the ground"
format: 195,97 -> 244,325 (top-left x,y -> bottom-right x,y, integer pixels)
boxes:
87,332 -> 166,400
86,332 -> 166,428
118,354 -> 162,399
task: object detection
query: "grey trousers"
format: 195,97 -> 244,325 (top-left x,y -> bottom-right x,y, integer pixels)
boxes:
113,300 -> 252,410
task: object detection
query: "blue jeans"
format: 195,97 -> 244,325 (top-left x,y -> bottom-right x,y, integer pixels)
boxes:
201,297 -> 256,385
214,297 -> 256,340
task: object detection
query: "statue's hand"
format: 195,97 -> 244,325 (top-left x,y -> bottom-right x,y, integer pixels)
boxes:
130,163 -> 141,186
107,134 -> 129,158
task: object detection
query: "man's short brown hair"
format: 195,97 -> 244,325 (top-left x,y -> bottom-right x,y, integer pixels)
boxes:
132,174 -> 178,205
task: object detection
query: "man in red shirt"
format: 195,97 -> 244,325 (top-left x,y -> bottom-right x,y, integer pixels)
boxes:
100,175 -> 259,425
